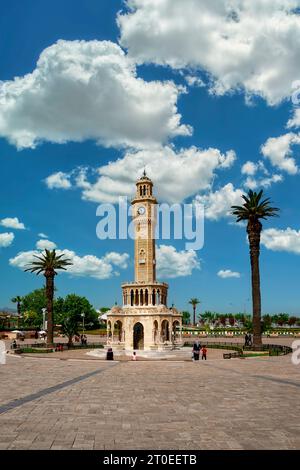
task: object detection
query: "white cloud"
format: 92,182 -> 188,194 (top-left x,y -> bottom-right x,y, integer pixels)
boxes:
243,173 -> 283,190
45,171 -> 72,190
261,227 -> 300,254
194,183 -> 243,221
288,107 -> 300,128
0,39 -> 190,150
53,145 -> 236,204
156,244 -> 200,278
9,246 -> 129,280
261,133 -> 300,174
241,161 -> 257,176
0,232 -> 14,248
36,239 -> 57,250
38,233 -> 48,239
185,75 -> 205,88
119,0 -> 300,105
217,269 -> 241,279
0,217 -> 25,230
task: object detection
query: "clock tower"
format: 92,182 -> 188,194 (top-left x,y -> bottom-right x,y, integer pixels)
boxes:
106,171 -> 182,351
131,170 -> 157,283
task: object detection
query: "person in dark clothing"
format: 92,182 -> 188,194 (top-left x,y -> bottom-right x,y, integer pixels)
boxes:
192,339 -> 201,361
106,348 -> 114,360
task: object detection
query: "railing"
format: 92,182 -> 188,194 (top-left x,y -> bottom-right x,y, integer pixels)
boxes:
183,341 -> 292,356
13,342 -> 104,352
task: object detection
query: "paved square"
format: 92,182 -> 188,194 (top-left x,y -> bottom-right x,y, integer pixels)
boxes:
0,351 -> 299,450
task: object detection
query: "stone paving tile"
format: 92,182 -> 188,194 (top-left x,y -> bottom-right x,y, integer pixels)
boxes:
0,354 -> 299,449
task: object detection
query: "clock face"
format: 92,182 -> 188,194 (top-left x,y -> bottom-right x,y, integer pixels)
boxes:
137,206 -> 145,215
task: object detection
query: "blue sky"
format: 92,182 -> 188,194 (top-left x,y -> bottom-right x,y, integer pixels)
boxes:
1,0 -> 300,314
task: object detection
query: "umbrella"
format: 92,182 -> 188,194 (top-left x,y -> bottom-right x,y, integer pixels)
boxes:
12,330 -> 23,334
99,313 -> 108,321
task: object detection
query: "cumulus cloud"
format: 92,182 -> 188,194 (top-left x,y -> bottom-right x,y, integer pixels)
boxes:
0,39 -> 190,150
194,183 -> 243,221
156,244 -> 200,278
243,174 -> 283,190
0,232 -> 14,248
0,217 -> 25,230
9,243 -> 129,279
241,161 -> 258,176
36,239 -> 57,250
119,0 -> 300,105
46,145 -> 236,204
261,133 -> 300,174
261,227 -> 300,254
45,172 -> 72,190
217,269 -> 241,279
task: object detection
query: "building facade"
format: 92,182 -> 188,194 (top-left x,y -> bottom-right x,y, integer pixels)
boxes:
106,172 -> 182,351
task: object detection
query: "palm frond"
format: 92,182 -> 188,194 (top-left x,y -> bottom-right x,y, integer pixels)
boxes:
24,249 -> 73,275
231,189 -> 279,222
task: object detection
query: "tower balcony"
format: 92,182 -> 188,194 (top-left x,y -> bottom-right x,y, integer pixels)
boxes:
121,281 -> 169,308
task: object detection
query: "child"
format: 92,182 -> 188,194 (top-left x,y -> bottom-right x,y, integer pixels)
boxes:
201,345 -> 207,360
132,351 -> 137,361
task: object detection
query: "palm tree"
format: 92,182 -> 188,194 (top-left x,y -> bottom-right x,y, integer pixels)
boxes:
25,250 -> 72,346
189,298 -> 201,326
11,295 -> 23,328
231,190 -> 279,348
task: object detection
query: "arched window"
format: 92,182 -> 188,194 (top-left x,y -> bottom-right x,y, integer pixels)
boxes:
145,289 -> 148,306
140,185 -> 143,196
143,185 -> 146,195
152,289 -> 156,306
157,289 -> 160,304
135,289 -> 139,306
130,290 -> 134,306
140,289 -> 144,306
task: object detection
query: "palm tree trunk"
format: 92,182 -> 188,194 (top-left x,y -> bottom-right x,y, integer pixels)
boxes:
193,305 -> 196,326
247,220 -> 262,348
17,302 -> 21,328
45,272 -> 54,347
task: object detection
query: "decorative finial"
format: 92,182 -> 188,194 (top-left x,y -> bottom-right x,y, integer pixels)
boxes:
143,168 -> 146,177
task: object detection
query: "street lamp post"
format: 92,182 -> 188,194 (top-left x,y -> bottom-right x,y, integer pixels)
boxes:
81,313 -> 85,335
41,308 -> 47,330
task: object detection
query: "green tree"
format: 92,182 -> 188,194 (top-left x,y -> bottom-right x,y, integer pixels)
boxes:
231,190 -> 279,348
99,307 -> 110,313
288,316 -> 298,327
61,317 -> 79,346
56,294 -> 98,325
277,313 -> 289,326
262,314 -> 272,329
25,250 -> 72,346
21,288 -> 47,320
11,296 -> 23,328
23,310 -> 41,328
189,298 -> 201,326
181,311 -> 191,325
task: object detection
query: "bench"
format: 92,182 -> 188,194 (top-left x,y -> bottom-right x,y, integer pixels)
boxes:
223,352 -> 241,359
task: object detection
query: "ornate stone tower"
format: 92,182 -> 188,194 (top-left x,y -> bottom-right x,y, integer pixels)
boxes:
106,172 -> 182,351
132,171 -> 156,284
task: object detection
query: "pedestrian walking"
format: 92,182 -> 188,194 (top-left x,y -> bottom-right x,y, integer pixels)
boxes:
192,339 -> 201,361
201,345 -> 207,360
